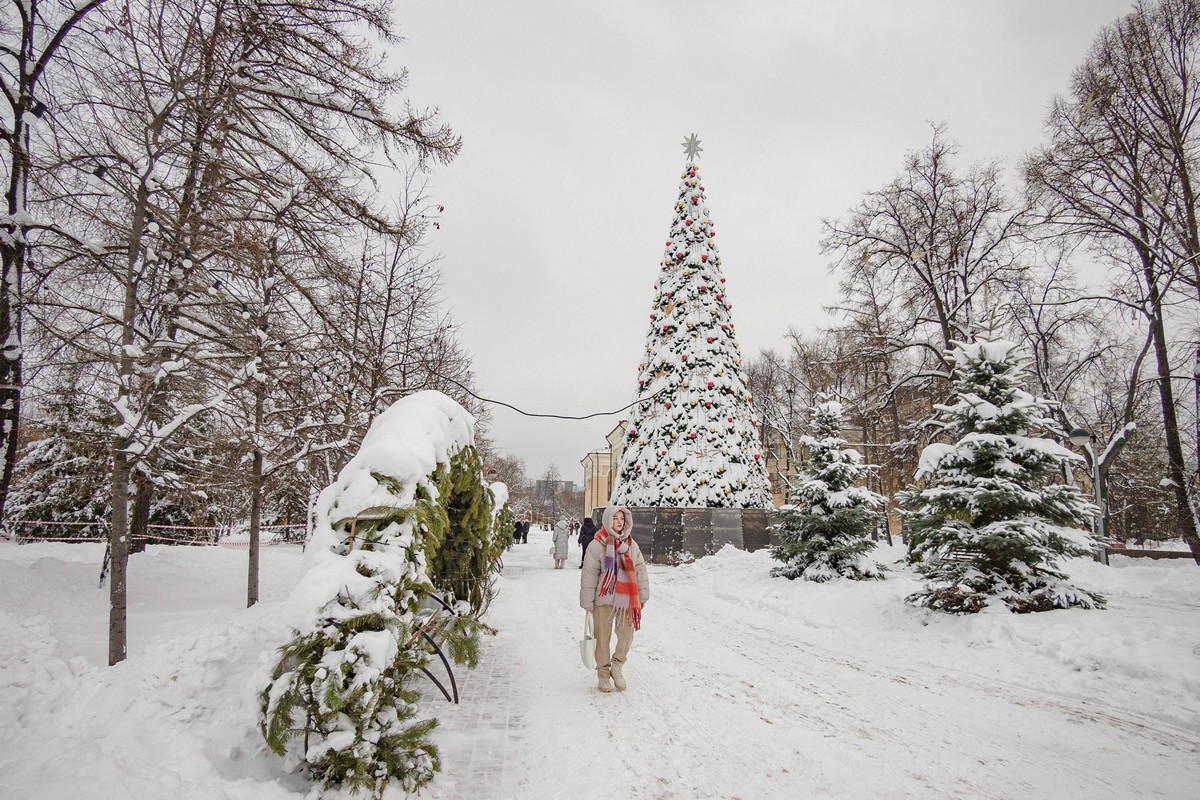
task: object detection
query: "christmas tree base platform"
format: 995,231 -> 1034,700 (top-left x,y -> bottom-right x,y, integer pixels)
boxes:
591,507 -> 774,565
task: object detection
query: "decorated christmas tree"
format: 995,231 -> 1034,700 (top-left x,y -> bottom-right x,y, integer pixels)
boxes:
899,338 -> 1104,613
770,397 -> 886,581
612,135 -> 772,508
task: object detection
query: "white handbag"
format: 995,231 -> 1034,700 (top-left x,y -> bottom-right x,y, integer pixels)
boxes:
579,611 -> 596,670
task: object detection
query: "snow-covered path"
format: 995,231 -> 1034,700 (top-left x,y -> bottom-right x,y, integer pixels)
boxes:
427,531 -> 1199,799
2,533 -> 1198,799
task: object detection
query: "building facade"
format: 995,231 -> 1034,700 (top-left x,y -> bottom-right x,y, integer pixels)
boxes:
580,421 -> 628,515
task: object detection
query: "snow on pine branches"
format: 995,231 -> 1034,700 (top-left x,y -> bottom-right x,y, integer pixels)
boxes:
900,338 -> 1104,614
770,397 -> 886,582
259,391 -> 509,798
611,158 -> 771,508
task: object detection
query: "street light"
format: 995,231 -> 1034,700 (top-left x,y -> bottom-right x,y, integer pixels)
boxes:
1068,427 -> 1109,565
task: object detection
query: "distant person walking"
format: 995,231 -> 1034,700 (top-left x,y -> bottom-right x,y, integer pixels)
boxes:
580,505 -> 648,692
577,517 -> 596,568
521,520 -> 530,544
552,518 -> 570,569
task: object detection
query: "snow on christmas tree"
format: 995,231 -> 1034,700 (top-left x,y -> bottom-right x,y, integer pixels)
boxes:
611,135 -> 771,508
770,396 -> 886,581
260,391 -> 507,796
899,337 -> 1104,614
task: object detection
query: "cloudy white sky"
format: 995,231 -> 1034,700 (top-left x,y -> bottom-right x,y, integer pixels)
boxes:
393,0 -> 1135,487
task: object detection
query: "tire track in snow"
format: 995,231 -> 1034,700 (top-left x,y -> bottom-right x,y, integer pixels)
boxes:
644,573 -> 1196,799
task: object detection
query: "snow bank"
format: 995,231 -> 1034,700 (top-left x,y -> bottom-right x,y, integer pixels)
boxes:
659,543 -> 1200,731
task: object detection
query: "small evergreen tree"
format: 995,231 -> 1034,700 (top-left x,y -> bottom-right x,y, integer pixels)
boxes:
899,338 -> 1104,613
612,141 -> 771,508
259,392 -> 501,798
770,397 -> 885,581
427,446 -> 506,616
8,382 -> 111,541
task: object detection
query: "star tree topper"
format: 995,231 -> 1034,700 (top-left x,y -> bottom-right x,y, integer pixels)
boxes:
682,133 -> 703,161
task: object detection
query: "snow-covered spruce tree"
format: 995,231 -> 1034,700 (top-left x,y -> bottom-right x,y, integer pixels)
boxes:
7,382 -> 111,541
259,391 -> 505,797
899,339 -> 1104,614
770,397 -> 886,581
425,447 -> 508,615
612,139 -> 772,507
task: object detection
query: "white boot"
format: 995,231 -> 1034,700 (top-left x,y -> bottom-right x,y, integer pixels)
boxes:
611,659 -> 627,691
597,666 -> 613,693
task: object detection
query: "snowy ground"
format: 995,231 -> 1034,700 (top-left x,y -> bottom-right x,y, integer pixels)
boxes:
2,531 -> 1198,799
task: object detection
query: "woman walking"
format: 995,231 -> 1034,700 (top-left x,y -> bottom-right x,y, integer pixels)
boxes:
579,505 -> 649,692
577,517 -> 596,568
552,518 -> 571,569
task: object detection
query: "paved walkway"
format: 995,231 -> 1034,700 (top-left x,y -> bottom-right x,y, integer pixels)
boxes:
413,531 -> 1200,800
419,547 -> 540,798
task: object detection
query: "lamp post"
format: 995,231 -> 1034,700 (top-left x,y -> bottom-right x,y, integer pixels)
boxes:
1068,427 -> 1109,565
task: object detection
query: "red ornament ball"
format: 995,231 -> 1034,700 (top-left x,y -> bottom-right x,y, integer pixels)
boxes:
707,381 -> 714,388
689,432 -> 698,439
753,454 -> 761,460
681,354 -> 689,361
706,337 -> 714,343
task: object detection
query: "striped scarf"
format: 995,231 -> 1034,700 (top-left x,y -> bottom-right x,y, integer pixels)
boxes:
596,527 -> 641,630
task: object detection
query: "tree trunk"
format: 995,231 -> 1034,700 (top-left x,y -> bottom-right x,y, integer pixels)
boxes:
129,470 -> 152,553
0,110 -> 30,518
1144,265 -> 1200,564
247,447 -> 262,607
108,448 -> 130,665
246,316 -> 267,606
108,176 -> 148,665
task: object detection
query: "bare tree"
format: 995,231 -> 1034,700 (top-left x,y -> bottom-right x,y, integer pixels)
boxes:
0,0 -> 106,515
29,0 -> 462,659
821,126 -> 1033,515
1025,0 -> 1200,563
823,125 -> 1030,376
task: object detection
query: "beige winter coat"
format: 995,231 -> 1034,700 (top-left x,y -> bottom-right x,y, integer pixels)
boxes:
579,506 -> 650,610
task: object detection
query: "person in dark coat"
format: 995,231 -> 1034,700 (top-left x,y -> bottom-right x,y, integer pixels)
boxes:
521,520 -> 530,543
577,517 -> 596,568
513,519 -> 522,547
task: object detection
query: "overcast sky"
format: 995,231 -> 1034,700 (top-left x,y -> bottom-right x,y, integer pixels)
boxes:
393,0 -> 1135,487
